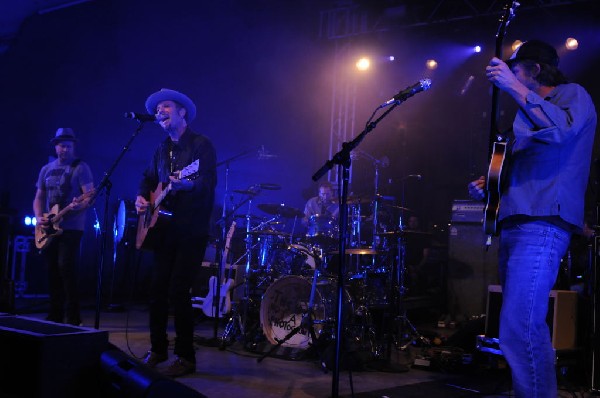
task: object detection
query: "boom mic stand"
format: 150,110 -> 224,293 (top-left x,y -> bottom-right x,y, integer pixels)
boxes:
93,121 -> 147,329
312,101 -> 402,398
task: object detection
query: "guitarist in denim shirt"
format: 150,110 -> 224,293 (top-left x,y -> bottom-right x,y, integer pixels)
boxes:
33,128 -> 94,326
469,40 -> 597,397
135,88 -> 216,377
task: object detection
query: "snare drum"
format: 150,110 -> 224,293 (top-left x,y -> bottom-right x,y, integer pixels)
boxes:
260,275 -> 353,349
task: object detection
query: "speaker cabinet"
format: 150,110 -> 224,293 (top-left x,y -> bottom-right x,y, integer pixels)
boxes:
0,315 -> 109,398
485,285 -> 578,350
447,219 -> 499,321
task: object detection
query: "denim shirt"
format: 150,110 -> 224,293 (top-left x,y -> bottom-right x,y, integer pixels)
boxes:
499,83 -> 597,233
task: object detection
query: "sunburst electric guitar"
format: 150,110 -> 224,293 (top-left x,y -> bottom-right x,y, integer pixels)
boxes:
135,159 -> 200,250
483,1 -> 519,245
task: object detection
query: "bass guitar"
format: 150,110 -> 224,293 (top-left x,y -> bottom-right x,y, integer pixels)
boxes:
202,221 -> 236,318
483,1 -> 519,243
35,189 -> 96,250
135,159 -> 199,250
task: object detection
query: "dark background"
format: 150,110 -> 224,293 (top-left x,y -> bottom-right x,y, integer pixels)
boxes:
0,0 -> 598,302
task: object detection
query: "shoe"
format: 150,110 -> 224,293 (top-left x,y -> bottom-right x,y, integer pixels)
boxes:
162,356 -> 195,378
142,351 -> 168,368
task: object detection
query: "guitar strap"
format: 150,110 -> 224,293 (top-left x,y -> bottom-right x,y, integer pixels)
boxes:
56,158 -> 81,208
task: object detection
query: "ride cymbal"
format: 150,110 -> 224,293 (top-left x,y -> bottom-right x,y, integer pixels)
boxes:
258,203 -> 304,218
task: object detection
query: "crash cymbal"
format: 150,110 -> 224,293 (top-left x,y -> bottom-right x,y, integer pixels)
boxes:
258,203 -> 304,218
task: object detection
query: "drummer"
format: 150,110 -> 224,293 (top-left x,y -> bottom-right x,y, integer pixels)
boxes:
303,181 -> 339,224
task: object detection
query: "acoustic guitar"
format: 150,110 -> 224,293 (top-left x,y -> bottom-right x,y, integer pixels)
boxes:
35,189 -> 96,250
135,159 -> 199,250
483,1 -> 519,243
202,221 -> 236,318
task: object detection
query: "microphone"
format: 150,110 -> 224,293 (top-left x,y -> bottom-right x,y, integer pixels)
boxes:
123,112 -> 157,122
382,78 -> 432,107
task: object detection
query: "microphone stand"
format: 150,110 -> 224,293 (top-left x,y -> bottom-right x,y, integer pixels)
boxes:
93,121 -> 147,329
312,102 -> 400,398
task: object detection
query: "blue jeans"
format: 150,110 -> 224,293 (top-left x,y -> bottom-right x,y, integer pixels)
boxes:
498,220 -> 571,398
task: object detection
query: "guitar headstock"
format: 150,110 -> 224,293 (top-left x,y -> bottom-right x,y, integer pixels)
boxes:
496,1 -> 519,39
179,159 -> 200,180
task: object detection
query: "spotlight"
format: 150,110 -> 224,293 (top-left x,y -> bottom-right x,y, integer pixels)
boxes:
24,216 -> 36,227
474,45 -> 482,53
388,55 -> 395,62
355,57 -> 370,71
565,37 -> 578,50
426,59 -> 438,70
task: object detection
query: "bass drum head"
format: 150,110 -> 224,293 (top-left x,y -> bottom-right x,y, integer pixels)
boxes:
260,275 -> 351,349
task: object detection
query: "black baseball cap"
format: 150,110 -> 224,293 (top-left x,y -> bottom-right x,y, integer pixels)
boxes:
506,40 -> 559,67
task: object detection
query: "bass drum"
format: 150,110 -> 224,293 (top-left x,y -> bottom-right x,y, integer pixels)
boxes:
114,199 -> 137,245
260,275 -> 353,349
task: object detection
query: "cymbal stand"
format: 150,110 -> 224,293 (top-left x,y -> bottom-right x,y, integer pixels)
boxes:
257,268 -> 327,372
393,215 -> 429,350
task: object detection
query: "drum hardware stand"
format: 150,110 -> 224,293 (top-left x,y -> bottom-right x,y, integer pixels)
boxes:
393,232 -> 430,350
257,269 -> 327,372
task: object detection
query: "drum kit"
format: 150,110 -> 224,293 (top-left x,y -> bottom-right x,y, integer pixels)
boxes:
218,182 -> 429,364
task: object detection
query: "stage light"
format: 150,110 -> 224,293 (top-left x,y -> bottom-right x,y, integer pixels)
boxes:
388,55 -> 395,61
565,37 -> 578,50
474,45 -> 482,53
355,57 -> 370,71
426,59 -> 438,70
23,216 -> 37,227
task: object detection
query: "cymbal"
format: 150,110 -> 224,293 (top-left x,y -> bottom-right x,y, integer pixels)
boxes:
380,203 -> 412,212
257,183 -> 281,190
233,189 -> 258,195
258,203 -> 304,218
247,230 -> 291,236
331,248 -> 380,255
233,214 -> 263,220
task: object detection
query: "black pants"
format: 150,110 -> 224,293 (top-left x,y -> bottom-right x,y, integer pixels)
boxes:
43,230 -> 83,325
148,228 -> 209,363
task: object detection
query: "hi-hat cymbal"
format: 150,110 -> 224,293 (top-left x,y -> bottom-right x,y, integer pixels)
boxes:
258,203 -> 304,218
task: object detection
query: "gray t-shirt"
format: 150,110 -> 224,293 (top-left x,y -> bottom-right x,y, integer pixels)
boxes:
36,158 -> 94,231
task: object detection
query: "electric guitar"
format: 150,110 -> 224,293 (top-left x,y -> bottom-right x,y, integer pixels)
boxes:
35,189 -> 96,250
135,159 -> 200,250
483,1 -> 519,242
202,221 -> 236,318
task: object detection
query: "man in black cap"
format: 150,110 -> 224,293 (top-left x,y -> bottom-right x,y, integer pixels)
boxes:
135,88 -> 216,377
33,128 -> 95,326
468,40 -> 597,397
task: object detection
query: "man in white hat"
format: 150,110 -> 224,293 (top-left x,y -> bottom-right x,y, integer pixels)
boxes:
135,88 -> 216,377
33,128 -> 95,326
